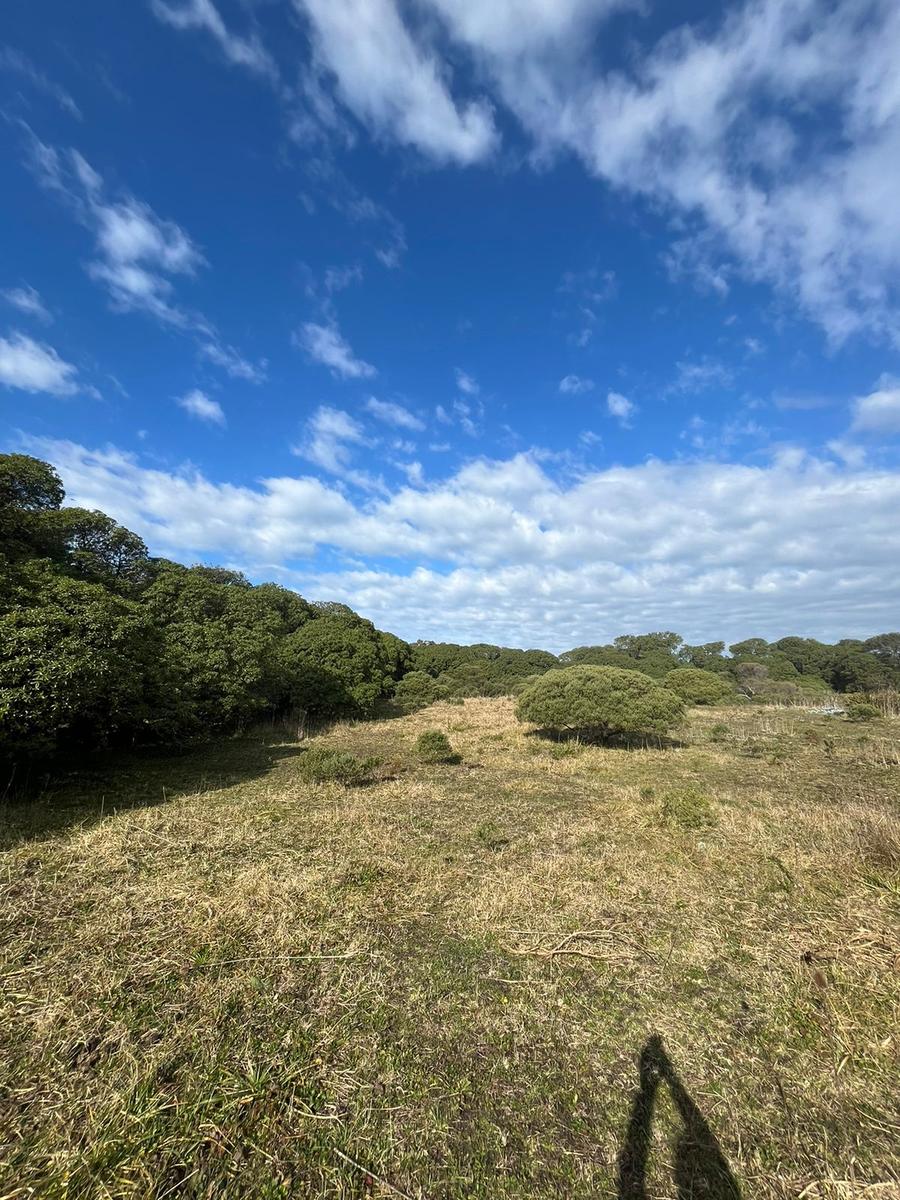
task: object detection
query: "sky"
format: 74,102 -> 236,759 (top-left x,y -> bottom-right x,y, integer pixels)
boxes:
2,0 -> 900,652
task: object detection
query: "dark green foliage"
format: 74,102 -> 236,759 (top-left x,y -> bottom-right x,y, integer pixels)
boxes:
411,641 -> 558,697
847,702 -> 880,723
708,722 -> 729,743
414,730 -> 457,763
0,564 -> 169,760
394,671 -> 447,710
516,666 -> 686,741
664,668 -> 732,705
296,747 -> 381,785
281,613 -> 396,716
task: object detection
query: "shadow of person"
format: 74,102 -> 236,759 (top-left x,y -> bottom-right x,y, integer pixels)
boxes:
618,1034 -> 741,1199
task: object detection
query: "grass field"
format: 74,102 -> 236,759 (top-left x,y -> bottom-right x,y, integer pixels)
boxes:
2,699 -> 899,1199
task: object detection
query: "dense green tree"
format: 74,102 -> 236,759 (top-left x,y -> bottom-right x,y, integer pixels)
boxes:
0,454 -> 65,561
394,670 -> 447,709
516,666 -> 685,741
728,638 -> 770,660
143,566 -> 286,731
281,613 -> 397,716
678,641 -> 727,671
664,668 -> 733,705
0,564 -> 166,761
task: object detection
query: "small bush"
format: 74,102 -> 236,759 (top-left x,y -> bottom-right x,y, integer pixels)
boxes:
415,730 -> 457,764
847,702 -> 880,723
708,722 -> 729,743
297,747 -> 380,785
660,787 -> 717,829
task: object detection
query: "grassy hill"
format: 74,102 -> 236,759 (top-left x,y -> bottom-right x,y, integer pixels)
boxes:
2,699 -> 899,1197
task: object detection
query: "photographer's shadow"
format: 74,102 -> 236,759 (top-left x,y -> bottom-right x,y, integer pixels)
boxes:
618,1034 -> 741,1199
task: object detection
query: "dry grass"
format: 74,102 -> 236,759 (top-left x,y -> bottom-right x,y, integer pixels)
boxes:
1,698 -> 899,1198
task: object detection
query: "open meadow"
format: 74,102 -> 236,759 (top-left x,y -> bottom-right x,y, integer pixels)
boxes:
2,699 -> 899,1199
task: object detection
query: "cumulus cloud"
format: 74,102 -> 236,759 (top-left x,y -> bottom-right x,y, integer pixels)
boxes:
559,374 -> 594,395
606,391 -> 635,426
295,321 -> 377,379
0,331 -> 79,396
27,436 -> 900,648
151,0 -> 278,81
851,378 -> 900,435
2,284 -> 51,323
364,396 -> 425,431
177,388 -> 225,425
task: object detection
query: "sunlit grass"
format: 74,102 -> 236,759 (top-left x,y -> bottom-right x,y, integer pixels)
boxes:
1,699 -> 898,1197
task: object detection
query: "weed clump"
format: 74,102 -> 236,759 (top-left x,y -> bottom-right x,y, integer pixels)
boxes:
415,730 -> 457,764
708,722 -> 729,743
475,820 -> 510,850
847,703 -> 880,723
660,786 -> 717,829
297,747 -> 381,785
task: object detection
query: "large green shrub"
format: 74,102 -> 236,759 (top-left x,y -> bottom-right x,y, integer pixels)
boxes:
394,671 -> 447,710
664,667 -> 732,705
515,666 -> 686,741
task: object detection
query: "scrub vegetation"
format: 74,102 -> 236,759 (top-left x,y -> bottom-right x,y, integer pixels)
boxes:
2,453 -> 900,1197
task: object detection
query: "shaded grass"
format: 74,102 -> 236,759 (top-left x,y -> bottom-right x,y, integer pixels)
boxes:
1,698 -> 899,1197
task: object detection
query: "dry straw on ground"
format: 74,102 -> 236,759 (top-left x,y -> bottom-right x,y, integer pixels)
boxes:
1,698 -> 899,1197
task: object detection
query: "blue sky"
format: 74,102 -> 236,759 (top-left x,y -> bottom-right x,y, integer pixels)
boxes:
2,0 -> 900,650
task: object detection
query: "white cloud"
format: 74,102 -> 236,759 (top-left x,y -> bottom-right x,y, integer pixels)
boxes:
851,378 -> 900,435
199,341 -> 267,383
177,388 -> 225,425
29,437 -> 900,648
0,331 -> 79,396
669,358 -> 735,395
27,138 -> 207,330
364,396 -> 425,431
295,321 -> 377,379
559,374 -> 594,395
455,367 -> 479,395
293,0 -> 497,164
292,405 -> 376,487
0,46 -> 81,118
151,0 -> 278,81
2,284 -> 51,323
606,391 -> 635,426
276,0 -> 900,347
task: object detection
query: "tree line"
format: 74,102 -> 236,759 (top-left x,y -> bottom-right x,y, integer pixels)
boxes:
2,453 -> 898,770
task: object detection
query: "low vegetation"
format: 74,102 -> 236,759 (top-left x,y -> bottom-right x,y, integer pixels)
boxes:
1,698 -> 898,1197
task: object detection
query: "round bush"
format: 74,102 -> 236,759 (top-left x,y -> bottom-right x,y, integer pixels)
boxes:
415,730 -> 456,763
847,702 -> 880,723
664,668 -> 732,705
515,665 -> 686,741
